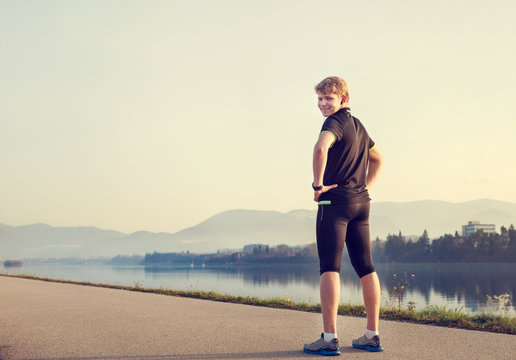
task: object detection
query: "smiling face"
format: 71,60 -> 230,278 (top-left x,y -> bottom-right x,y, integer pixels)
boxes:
317,92 -> 346,117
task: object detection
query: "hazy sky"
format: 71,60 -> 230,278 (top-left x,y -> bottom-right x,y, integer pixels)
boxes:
1,0 -> 515,233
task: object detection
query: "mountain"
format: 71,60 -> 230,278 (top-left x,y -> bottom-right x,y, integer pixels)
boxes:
1,199 -> 515,259
0,210 -> 316,259
171,209 -> 315,251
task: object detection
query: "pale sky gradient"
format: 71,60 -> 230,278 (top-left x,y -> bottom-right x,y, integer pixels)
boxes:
1,0 -> 515,233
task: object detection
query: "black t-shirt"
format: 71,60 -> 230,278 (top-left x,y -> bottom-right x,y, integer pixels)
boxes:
319,107 -> 375,204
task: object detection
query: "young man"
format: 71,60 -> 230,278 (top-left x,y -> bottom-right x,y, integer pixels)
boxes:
303,77 -> 384,355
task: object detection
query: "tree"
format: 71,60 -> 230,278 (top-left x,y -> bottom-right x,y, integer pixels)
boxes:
431,234 -> 459,262
414,229 -> 431,261
507,224 -> 516,261
384,231 -> 406,262
371,236 -> 386,262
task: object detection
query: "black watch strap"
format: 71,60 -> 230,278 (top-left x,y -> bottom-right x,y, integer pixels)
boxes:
312,183 -> 323,191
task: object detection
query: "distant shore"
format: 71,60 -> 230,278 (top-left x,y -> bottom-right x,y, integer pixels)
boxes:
3,259 -> 23,267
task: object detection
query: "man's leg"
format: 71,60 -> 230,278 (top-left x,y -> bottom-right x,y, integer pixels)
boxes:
346,203 -> 384,351
320,271 -> 340,333
303,204 -> 345,355
360,271 -> 380,331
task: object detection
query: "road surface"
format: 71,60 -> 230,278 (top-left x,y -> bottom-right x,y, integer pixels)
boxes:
0,275 -> 514,360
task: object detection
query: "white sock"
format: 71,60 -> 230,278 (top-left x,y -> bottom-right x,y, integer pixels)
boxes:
323,332 -> 337,341
364,329 -> 379,339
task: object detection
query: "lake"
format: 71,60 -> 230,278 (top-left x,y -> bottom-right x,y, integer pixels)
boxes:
2,262 -> 515,314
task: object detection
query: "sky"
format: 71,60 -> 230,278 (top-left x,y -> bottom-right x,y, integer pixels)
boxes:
1,0 -> 515,234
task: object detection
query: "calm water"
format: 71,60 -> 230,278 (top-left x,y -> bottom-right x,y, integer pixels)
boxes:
2,262 -> 515,314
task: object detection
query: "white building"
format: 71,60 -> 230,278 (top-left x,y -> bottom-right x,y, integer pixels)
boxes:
462,221 -> 496,237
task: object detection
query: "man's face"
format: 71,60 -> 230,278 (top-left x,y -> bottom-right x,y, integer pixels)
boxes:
317,92 -> 345,117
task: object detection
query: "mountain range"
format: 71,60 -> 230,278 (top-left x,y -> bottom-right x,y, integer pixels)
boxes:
1,199 -> 516,259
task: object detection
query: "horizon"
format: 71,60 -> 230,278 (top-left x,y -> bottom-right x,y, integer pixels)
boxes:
2,197 -> 515,235
2,1 -> 515,234
2,197 -> 516,261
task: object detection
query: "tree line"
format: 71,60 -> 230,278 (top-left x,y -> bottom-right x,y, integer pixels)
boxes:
142,225 -> 516,266
372,225 -> 516,263
143,243 -> 319,266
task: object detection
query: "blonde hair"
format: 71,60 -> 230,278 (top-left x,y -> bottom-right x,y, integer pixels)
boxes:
315,76 -> 350,102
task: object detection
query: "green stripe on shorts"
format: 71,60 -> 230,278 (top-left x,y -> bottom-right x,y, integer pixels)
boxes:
318,200 -> 331,205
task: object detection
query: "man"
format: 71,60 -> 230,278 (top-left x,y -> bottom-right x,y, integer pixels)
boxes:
303,76 -> 384,355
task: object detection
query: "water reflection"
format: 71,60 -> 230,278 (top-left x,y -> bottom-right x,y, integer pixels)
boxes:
142,263 -> 516,313
3,262 -> 514,313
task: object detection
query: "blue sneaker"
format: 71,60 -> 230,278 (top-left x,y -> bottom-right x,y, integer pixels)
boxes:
352,334 -> 384,352
303,333 -> 341,356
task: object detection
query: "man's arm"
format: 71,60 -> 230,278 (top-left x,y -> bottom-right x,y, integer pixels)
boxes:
313,132 -> 338,202
366,147 -> 383,189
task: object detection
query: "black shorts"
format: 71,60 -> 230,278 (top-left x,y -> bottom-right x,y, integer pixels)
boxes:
316,201 -> 375,278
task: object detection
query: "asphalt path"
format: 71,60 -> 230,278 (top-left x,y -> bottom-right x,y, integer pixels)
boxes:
0,275 -> 514,360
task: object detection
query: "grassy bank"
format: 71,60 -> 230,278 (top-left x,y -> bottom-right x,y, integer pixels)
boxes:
2,273 -> 515,335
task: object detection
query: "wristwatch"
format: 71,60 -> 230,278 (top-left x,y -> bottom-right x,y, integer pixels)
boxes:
312,183 -> 323,191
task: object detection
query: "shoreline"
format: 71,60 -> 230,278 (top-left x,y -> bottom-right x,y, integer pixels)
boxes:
1,273 -> 514,335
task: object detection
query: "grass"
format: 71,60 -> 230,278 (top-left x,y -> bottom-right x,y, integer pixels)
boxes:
380,305 -> 516,334
2,273 -> 515,335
